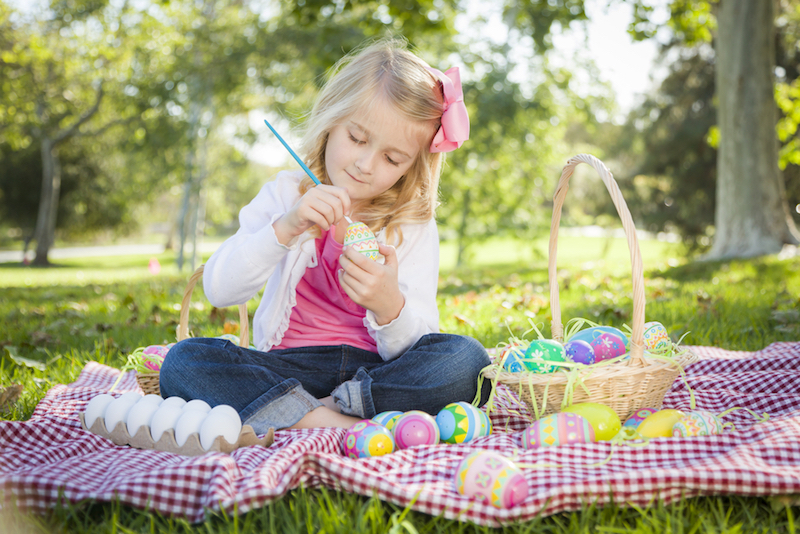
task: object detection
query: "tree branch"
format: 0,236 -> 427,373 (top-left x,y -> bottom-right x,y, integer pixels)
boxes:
53,82 -> 104,144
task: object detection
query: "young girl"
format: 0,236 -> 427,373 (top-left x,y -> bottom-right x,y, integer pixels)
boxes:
160,39 -> 490,434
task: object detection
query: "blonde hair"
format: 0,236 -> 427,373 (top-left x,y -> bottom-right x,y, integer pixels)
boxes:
297,38 -> 445,245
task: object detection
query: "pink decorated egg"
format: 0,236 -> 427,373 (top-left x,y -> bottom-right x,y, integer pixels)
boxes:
392,410 -> 440,449
520,412 -> 595,448
344,222 -> 379,261
564,340 -> 595,365
372,410 -> 404,431
643,321 -> 671,352
342,420 -> 395,459
622,408 -> 659,429
590,332 -> 627,362
454,450 -> 529,508
672,410 -> 723,437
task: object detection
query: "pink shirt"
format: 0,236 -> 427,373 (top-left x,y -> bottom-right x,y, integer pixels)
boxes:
273,226 -> 378,353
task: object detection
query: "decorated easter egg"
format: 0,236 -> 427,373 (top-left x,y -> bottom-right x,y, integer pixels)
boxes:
637,409 -> 685,438
454,450 -> 528,509
392,410 -> 440,449
342,420 -> 395,459
436,402 -> 484,444
672,410 -> 723,437
142,344 -> 170,359
344,222 -> 379,261
372,410 -> 404,431
643,321 -> 671,352
564,340 -> 595,365
501,343 -> 528,373
478,409 -> 493,438
523,339 -> 567,373
590,332 -> 627,362
521,412 -> 595,449
569,326 -> 628,347
622,408 -> 659,429
561,403 -> 621,441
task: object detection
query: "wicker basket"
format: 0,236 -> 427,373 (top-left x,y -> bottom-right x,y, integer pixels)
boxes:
136,264 -> 250,396
481,154 -> 698,422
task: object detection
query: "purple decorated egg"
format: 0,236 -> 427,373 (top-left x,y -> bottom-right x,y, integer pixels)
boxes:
342,419 -> 395,459
622,408 -> 659,429
520,412 -> 595,448
392,410 -> 440,449
590,332 -> 627,362
454,450 -> 529,508
564,340 -> 595,365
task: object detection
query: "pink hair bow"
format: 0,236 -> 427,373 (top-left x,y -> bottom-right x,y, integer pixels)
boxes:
427,66 -> 470,153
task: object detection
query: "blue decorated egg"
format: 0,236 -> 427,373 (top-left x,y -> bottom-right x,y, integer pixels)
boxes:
372,410 -> 404,431
622,408 -> 659,429
564,340 -> 595,365
454,451 -> 528,508
521,412 -> 595,448
569,326 -> 629,347
436,402 -> 485,444
501,343 -> 527,373
523,339 -> 566,373
342,420 -> 395,459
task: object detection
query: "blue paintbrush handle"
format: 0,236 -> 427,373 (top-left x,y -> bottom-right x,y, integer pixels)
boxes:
263,119 -> 321,185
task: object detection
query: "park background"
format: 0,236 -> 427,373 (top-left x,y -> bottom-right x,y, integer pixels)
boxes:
2,0 -> 800,532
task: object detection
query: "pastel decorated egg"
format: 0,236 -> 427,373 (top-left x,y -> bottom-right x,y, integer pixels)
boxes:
643,321 -> 671,352
436,402 -> 484,444
478,409 -> 493,438
344,222 -> 379,261
637,409 -> 685,438
569,326 -> 628,345
564,340 -> 595,365
372,410 -> 404,431
520,412 -> 595,449
342,420 -> 395,459
501,343 -> 528,373
623,408 -> 659,429
561,402 -> 621,441
672,410 -> 723,437
590,332 -> 627,362
523,339 -> 567,373
392,410 -> 440,449
454,450 -> 529,509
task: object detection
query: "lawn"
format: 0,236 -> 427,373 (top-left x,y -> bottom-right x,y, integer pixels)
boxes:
1,234 -> 799,533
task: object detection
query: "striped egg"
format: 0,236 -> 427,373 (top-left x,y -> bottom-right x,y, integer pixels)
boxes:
521,412 -> 595,448
372,410 -> 404,431
436,402 -> 484,444
344,222 -> 379,260
392,411 -> 440,449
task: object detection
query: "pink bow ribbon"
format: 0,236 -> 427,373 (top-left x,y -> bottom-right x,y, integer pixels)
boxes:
427,66 -> 470,153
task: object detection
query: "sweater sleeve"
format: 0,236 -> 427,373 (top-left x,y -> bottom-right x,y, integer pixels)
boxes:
364,218 -> 440,360
203,171 -> 304,308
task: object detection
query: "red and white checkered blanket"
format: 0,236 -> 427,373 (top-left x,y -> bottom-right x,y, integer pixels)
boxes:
2,343 -> 800,526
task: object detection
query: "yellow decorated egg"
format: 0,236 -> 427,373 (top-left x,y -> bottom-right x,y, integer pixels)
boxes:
344,222 -> 379,260
561,403 -> 621,441
643,321 -> 671,352
637,409 -> 685,438
672,410 -> 723,437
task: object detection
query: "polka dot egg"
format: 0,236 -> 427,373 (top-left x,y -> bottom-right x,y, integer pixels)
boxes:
521,412 -> 595,449
392,410 -> 440,449
672,410 -> 724,437
342,420 -> 395,459
372,410 -> 403,431
623,408 -> 659,429
344,222 -> 379,261
454,450 -> 529,509
643,321 -> 671,352
436,402 -> 487,444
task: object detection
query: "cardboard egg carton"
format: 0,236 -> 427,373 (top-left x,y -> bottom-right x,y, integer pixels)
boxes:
79,412 -> 274,457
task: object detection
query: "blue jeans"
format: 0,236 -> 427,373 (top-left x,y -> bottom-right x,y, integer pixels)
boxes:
159,333 -> 491,434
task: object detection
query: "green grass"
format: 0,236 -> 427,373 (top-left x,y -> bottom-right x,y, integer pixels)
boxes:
2,234 -> 800,532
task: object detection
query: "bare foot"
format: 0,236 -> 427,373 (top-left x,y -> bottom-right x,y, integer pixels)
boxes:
288,406 -> 361,430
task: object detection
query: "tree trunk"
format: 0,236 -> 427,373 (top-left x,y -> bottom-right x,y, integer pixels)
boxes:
32,138 -> 61,266
705,0 -> 800,260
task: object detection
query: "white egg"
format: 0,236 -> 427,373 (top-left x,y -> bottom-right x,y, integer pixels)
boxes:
159,396 -> 187,410
119,391 -> 143,404
208,404 -> 241,423
150,405 -> 184,442
126,401 -> 160,437
84,394 -> 115,429
182,399 -> 212,413
103,397 -> 137,433
137,394 -> 164,407
199,411 -> 243,451
174,410 -> 208,447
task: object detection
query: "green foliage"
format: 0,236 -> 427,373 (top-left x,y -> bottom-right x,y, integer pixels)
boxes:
502,0 -> 588,53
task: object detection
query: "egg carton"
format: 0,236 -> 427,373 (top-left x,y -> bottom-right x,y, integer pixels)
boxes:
79,412 -> 274,457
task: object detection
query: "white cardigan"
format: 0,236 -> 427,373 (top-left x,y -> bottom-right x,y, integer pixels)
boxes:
202,171 -> 441,361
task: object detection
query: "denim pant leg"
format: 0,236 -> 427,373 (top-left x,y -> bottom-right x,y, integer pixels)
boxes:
331,333 -> 491,418
159,338 -> 325,433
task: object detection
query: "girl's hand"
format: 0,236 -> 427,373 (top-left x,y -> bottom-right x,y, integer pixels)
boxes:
273,185 -> 351,245
338,243 -> 404,325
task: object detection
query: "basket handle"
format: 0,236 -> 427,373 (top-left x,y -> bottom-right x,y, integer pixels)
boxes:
548,154 -> 645,364
177,264 -> 250,348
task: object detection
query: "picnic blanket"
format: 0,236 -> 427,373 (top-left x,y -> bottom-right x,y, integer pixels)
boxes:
2,342 -> 800,526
